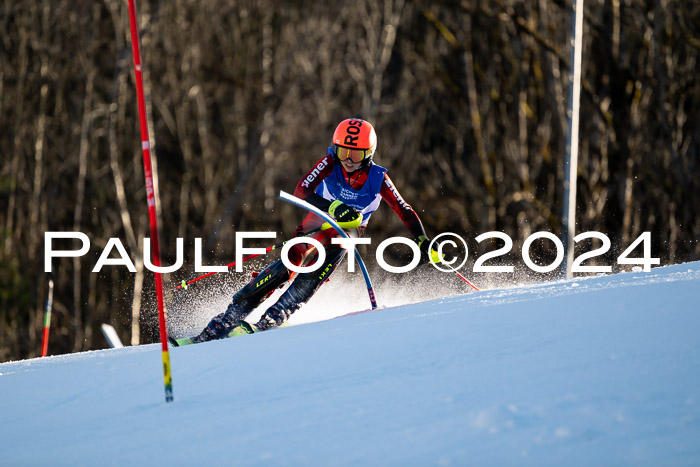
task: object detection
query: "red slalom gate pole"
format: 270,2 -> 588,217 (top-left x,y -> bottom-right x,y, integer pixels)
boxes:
127,0 -> 173,403
41,277 -> 54,357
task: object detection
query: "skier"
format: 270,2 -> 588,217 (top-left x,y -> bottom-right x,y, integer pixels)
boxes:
181,118 -> 441,343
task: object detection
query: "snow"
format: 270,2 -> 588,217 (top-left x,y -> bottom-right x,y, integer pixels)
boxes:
2,262 -> 700,466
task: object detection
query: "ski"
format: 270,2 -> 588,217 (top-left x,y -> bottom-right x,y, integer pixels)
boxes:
168,321 -> 274,347
168,336 -> 196,347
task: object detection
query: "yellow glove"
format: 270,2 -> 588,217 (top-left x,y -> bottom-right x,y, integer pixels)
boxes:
417,235 -> 441,264
328,200 -> 363,230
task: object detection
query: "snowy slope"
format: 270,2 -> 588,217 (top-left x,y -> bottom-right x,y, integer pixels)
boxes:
1,262 -> 700,466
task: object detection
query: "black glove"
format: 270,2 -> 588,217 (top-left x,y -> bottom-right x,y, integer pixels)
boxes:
328,200 -> 362,229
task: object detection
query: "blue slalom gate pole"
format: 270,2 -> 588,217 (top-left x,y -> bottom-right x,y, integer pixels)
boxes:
279,191 -> 378,309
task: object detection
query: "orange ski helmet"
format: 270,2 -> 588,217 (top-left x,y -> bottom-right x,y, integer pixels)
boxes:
331,118 -> 377,166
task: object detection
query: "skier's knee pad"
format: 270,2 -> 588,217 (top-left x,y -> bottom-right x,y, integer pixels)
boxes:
295,245 -> 346,298
267,245 -> 346,319
234,259 -> 291,309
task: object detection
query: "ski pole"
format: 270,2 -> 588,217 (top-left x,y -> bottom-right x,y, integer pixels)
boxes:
41,276 -> 54,357
174,227 -> 323,291
423,243 -> 480,292
455,271 -> 480,291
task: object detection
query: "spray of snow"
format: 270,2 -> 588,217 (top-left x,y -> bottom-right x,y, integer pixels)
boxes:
164,249 -> 569,338
165,256 -> 481,337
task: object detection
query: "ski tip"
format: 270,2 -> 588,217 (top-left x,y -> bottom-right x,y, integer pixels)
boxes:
169,336 -> 197,347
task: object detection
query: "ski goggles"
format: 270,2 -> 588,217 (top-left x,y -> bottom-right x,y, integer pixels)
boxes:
334,145 -> 372,163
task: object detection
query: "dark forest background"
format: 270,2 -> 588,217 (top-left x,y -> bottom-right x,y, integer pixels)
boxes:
1,0 -> 698,362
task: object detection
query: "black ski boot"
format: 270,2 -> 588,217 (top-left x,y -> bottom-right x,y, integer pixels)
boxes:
193,259 -> 292,342
256,246 -> 346,330
193,297 -> 251,343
